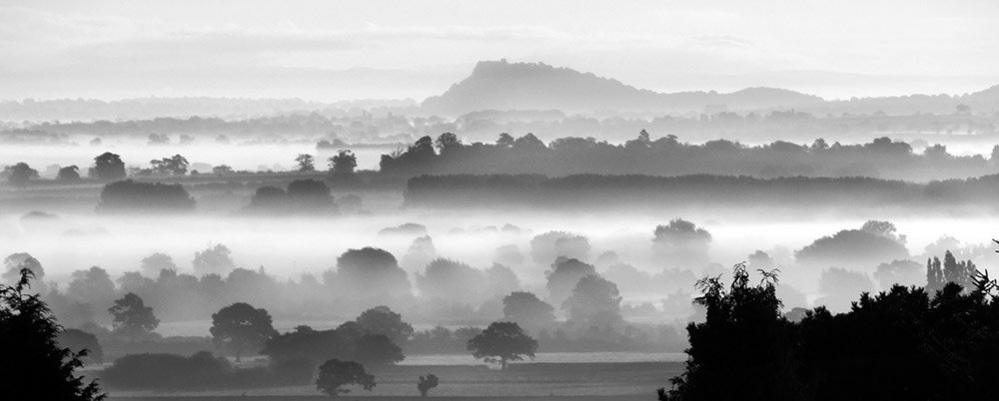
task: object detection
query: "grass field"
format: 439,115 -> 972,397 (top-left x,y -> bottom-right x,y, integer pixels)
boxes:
106,362 -> 681,400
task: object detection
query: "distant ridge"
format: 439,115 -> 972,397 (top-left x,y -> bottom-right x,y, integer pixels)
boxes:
422,60 -> 824,115
422,60 -> 999,116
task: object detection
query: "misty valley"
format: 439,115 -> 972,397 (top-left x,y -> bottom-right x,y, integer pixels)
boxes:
6,120 -> 999,399
3,5 -> 999,399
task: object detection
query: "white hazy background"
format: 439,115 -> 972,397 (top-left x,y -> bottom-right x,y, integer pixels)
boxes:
1,0 -> 997,101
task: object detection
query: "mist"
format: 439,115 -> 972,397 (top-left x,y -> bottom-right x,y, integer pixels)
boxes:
4,2 -> 999,400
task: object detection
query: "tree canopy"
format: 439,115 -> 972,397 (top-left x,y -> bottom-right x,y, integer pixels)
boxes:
210,302 -> 276,361
108,292 -> 159,340
660,262 -> 999,401
466,321 -> 537,369
315,359 -> 375,397
0,269 -> 105,400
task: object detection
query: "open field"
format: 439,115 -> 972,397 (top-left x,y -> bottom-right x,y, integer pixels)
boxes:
105,362 -> 680,400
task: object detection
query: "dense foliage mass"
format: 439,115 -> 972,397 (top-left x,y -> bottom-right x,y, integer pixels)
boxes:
660,263 -> 999,401
403,172 -> 999,210
382,133 -> 995,180
0,269 -> 105,401
315,359 -> 376,397
466,321 -> 538,369
96,180 -> 196,213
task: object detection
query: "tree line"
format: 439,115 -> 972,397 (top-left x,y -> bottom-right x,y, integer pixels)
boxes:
380,132 -> 996,181
402,172 -> 999,210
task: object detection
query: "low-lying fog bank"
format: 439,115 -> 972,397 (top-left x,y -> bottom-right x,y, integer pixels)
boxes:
4,206 -> 998,329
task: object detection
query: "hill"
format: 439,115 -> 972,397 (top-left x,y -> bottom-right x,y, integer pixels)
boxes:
423,60 -> 999,116
421,60 -> 823,115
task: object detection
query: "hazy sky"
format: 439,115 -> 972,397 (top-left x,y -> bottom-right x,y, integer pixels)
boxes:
1,0 -> 997,101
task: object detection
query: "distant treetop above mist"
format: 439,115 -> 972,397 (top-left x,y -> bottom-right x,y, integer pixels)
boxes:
381,133 -> 995,181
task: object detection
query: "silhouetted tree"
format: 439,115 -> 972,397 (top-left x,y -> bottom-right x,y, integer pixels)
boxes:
0,269 -> 105,400
653,219 -> 712,265
295,154 -> 315,172
545,257 -> 596,306
102,351 -> 231,389
193,244 -> 236,276
57,165 -> 82,181
942,250 -> 976,290
496,133 -> 514,148
417,258 -> 485,304
660,263 -> 797,401
562,274 -> 624,328
108,293 -> 159,340
328,248 -> 411,300
927,250 -> 977,293
329,150 -> 357,176
150,154 -> 189,175
530,231 -> 590,263
355,305 -> 414,345
379,222 -> 428,236
95,180 -> 195,212
147,133 -> 169,145
4,162 -> 39,186
316,359 -> 375,397
796,220 -> 908,268
435,132 -> 461,153
352,334 -> 404,366
210,302 -> 276,361
927,256 -> 943,293
467,321 -> 537,369
91,152 -> 126,180
66,266 -> 116,312
249,186 -> 289,209
485,263 -> 521,299
417,374 -> 439,397
140,252 -> 177,277
285,179 -> 335,210
262,325 -> 346,369
502,291 -> 556,333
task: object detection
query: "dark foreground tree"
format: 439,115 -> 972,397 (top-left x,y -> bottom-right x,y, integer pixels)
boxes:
661,263 -> 798,401
417,373 -> 439,397
467,321 -> 537,369
315,359 -> 375,397
3,252 -> 45,285
210,302 -> 276,361
0,269 -> 105,400
661,261 -> 999,401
